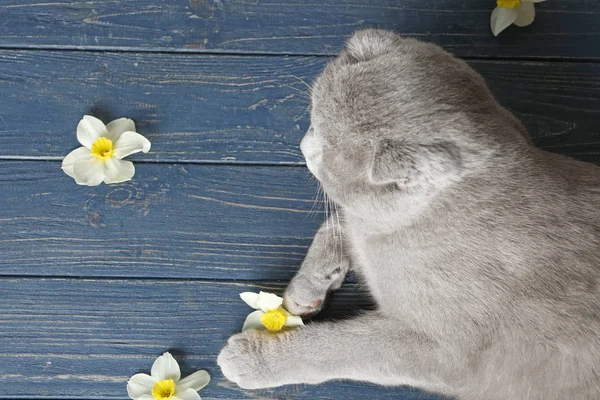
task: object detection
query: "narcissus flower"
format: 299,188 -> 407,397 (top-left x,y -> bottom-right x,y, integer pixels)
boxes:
127,352 -> 210,400
240,291 -> 304,332
62,115 -> 151,186
491,0 -> 546,37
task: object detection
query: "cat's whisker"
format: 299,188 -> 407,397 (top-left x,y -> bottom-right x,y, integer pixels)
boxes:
285,74 -> 314,95
330,197 -> 338,259
307,181 -> 323,221
282,84 -> 312,102
325,191 -> 342,261
333,200 -> 343,261
324,190 -> 332,249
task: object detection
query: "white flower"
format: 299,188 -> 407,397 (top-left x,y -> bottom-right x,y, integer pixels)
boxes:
490,0 -> 546,37
127,352 -> 210,400
240,291 -> 304,332
62,115 -> 151,186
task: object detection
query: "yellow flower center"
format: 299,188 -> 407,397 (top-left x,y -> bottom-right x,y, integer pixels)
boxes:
497,0 -> 520,8
152,379 -> 176,400
260,309 -> 287,331
90,137 -> 114,160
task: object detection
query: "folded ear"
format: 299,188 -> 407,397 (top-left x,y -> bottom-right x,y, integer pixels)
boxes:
368,139 -> 463,187
344,29 -> 402,62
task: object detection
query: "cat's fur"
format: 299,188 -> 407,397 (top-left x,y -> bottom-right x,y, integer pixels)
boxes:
218,29 -> 600,400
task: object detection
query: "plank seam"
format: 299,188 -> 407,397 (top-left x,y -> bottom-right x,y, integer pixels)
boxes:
0,44 -> 331,58
0,397 -> 126,400
0,157 -> 307,167
0,275 -> 294,283
0,45 -> 599,63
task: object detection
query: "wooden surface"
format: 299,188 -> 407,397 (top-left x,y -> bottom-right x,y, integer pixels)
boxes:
1,0 -> 599,399
0,279 -> 383,399
0,162 -> 321,280
0,0 -> 599,59
1,52 -> 599,164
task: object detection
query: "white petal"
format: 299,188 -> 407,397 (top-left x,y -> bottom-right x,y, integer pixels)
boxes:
103,158 -> 135,184
174,388 -> 202,400
137,395 -> 155,400
61,147 -> 92,178
106,117 -> 136,142
151,352 -> 181,382
72,157 -> 106,186
242,310 -> 267,331
490,7 -> 518,36
522,0 -> 545,3
255,291 -> 283,313
514,2 -> 535,27
113,131 -> 152,159
126,373 -> 156,399
284,314 -> 304,328
240,292 -> 260,309
77,115 -> 108,149
177,370 -> 210,392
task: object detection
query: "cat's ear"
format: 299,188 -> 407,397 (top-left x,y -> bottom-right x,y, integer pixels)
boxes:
344,29 -> 402,62
368,139 -> 462,187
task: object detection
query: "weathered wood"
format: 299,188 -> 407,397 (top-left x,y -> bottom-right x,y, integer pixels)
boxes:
0,2 -> 597,400
0,0 -> 598,59
0,277 -> 443,400
0,51 -> 318,164
0,51 -> 599,164
0,162 -> 325,280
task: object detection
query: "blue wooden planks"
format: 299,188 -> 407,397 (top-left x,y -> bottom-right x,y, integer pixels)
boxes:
0,51 -> 599,164
1,0 -> 599,399
0,50 -> 318,164
0,278 -> 442,400
0,0 -> 599,59
0,162 -> 324,280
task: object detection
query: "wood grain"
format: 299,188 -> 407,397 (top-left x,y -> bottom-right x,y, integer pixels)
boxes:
0,51 -> 599,164
0,162 -> 326,280
0,51 -> 319,164
0,277 -> 445,400
1,1 -> 598,400
0,0 -> 598,59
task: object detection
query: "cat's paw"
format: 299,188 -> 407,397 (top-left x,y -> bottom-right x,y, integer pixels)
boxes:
217,330 -> 282,389
283,274 -> 329,317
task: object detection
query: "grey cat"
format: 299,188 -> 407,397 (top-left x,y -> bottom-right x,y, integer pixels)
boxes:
218,29 -> 600,400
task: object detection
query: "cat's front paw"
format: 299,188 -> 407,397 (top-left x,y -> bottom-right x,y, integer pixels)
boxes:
283,274 -> 329,317
217,330 -> 283,389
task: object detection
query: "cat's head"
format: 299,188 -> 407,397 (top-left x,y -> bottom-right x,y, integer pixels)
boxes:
302,29 -> 527,221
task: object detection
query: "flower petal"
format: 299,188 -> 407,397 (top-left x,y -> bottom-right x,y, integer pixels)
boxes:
113,131 -> 152,159
242,310 -> 267,331
126,373 -> 156,399
151,352 -> 181,382
61,147 -> 93,178
490,7 -> 518,36
106,117 -> 136,142
522,0 -> 545,3
177,370 -> 210,392
137,395 -> 155,400
240,292 -> 260,309
255,291 -> 283,313
175,388 -> 202,400
72,157 -> 106,186
103,158 -> 135,184
77,115 -> 108,149
284,314 -> 305,328
514,1 -> 535,27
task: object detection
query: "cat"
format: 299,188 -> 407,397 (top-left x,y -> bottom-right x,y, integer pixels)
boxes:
218,29 -> 600,400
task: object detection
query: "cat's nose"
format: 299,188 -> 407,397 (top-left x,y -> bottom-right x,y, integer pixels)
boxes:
300,133 -> 322,160
300,135 -> 323,175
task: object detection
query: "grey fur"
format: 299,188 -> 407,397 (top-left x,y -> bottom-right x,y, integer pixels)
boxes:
218,29 -> 600,400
